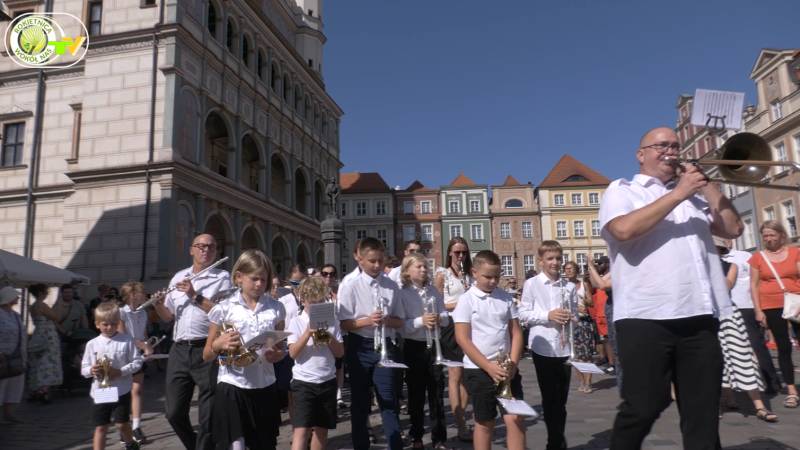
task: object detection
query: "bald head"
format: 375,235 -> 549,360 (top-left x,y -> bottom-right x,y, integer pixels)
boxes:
639,127 -> 676,149
193,233 -> 216,246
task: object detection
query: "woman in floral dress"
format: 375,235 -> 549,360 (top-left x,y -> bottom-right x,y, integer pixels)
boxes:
564,262 -> 596,393
26,284 -> 62,403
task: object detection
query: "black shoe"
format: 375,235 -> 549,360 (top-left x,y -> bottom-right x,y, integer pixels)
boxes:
124,441 -> 140,450
132,428 -> 146,444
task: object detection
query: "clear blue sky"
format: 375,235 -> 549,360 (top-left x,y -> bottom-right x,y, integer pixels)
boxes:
323,1 -> 798,190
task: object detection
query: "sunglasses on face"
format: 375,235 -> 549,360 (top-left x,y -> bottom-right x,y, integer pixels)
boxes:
321,271 -> 336,277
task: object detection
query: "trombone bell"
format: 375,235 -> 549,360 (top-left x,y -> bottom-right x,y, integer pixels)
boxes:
716,132 -> 771,183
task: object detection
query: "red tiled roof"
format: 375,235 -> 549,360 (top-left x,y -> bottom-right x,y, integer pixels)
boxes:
405,180 -> 426,191
539,154 -> 610,188
448,172 -> 477,187
502,175 -> 522,186
340,172 -> 391,193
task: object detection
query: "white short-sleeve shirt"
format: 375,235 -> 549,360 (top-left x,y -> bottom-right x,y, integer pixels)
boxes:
120,305 -> 148,342
81,333 -> 143,399
165,266 -> 232,341
722,249 -> 754,309
517,273 -> 577,357
207,290 -> 285,390
599,174 -> 732,321
452,286 -> 518,369
286,312 -> 342,383
337,271 -> 404,339
278,292 -> 303,327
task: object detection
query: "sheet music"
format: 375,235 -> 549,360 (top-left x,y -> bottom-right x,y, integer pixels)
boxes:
497,398 -> 539,418
377,360 -> 409,369
439,360 -> 464,368
308,302 -> 336,330
93,387 -> 119,404
690,89 -> 744,130
569,361 -> 606,374
243,330 -> 292,349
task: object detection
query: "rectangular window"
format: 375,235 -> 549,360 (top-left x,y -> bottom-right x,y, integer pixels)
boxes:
591,219 -> 601,237
783,201 -> 797,236
420,201 -> 432,214
356,229 -> 367,240
556,221 -> 567,238
88,1 -> 102,36
421,224 -> 433,242
471,224 -> 483,240
573,220 -> 585,238
1,122 -> 25,167
764,206 -> 775,221
501,256 -> 513,276
340,202 -> 346,217
523,255 -> 535,273
448,200 -> 460,214
593,252 -> 605,261
403,201 -> 414,214
403,225 -> 416,243
576,253 -> 587,271
68,103 -> 82,162
588,192 -> 599,205
376,200 -> 387,216
770,101 -> 783,121
571,193 -> 582,205
794,134 -> 800,162
775,142 -> 787,162
377,229 -> 387,246
554,194 -> 565,206
450,224 -> 462,238
356,201 -> 367,217
469,199 -> 481,213
500,222 -> 511,239
522,221 -> 533,238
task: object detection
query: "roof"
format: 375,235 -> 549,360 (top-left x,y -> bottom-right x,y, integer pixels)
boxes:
447,172 -> 478,187
339,172 -> 391,194
539,154 -> 610,188
750,48 -> 798,78
400,180 -> 437,193
501,175 -> 522,186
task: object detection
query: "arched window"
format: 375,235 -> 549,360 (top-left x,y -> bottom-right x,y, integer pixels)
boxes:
304,96 -> 311,121
283,74 -> 291,103
207,3 -> 218,38
226,19 -> 236,53
241,34 -> 251,67
294,84 -> 303,111
257,50 -> 265,80
270,63 -> 280,92
504,199 -> 523,208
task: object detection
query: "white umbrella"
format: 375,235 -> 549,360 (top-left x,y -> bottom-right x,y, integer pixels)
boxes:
0,249 -> 90,287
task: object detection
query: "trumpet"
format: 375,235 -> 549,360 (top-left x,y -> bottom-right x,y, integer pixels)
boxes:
458,260 -> 468,290
311,324 -> 332,346
420,287 -> 445,364
219,321 -> 258,368
559,284 -> 576,363
373,286 -> 387,360
144,335 -> 166,349
95,353 -> 112,388
135,257 -> 229,311
495,348 -> 514,399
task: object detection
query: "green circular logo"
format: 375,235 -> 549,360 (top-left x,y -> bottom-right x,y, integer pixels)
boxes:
17,24 -> 49,55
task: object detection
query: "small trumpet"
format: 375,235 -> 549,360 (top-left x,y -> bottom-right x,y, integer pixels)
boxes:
144,335 -> 166,348
311,324 -> 332,346
95,353 -> 112,388
495,348 -> 514,399
219,322 -> 258,368
559,284 -> 576,363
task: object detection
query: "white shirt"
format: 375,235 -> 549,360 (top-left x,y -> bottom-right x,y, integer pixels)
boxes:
207,290 -> 286,389
452,286 -> 518,369
120,305 -> 148,342
599,174 -> 732,321
387,266 -> 402,285
337,270 -> 404,339
165,266 -> 232,341
398,284 -> 450,342
278,292 -> 303,326
81,333 -> 143,399
286,312 -> 342,383
437,266 -> 474,305
339,267 -> 361,289
518,273 -> 577,357
723,249 -> 754,309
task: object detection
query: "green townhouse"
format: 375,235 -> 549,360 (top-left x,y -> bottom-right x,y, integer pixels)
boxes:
439,173 -> 493,258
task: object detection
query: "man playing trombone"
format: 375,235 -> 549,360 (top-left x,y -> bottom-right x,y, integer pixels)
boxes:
152,234 -> 232,450
599,127 -> 741,450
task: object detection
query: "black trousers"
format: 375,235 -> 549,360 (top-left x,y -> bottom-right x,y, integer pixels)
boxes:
610,315 -> 721,450
531,352 -> 570,450
738,308 -> 781,390
165,340 -> 218,450
403,339 -> 447,444
764,308 -> 796,386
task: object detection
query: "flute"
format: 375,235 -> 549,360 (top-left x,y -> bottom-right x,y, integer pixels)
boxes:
135,257 -> 230,311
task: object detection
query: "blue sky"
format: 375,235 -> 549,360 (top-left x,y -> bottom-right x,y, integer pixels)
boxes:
323,1 -> 798,190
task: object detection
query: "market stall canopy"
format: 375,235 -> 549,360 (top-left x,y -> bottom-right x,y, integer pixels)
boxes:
0,249 -> 90,287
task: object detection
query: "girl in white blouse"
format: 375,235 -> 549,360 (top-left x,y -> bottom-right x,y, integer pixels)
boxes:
202,250 -> 287,450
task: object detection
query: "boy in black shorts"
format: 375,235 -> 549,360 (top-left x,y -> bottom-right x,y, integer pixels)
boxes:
81,302 -> 143,450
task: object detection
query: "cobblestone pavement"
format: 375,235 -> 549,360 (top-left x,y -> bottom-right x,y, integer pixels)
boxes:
4,353 -> 799,450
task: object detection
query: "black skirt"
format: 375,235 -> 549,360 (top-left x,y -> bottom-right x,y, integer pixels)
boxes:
439,321 -> 464,362
212,382 -> 280,450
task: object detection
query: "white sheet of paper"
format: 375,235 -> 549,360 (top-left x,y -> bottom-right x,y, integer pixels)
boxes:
497,398 -> 539,418
307,302 -> 336,329
243,330 -> 292,350
570,361 -> 606,374
377,359 -> 409,369
690,89 -> 745,130
93,387 -> 119,404
438,360 -> 464,368
144,353 -> 169,360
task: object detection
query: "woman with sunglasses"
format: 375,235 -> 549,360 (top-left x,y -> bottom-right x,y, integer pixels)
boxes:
434,237 -> 474,442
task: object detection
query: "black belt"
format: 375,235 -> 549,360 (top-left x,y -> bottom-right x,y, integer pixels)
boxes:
175,338 -> 206,347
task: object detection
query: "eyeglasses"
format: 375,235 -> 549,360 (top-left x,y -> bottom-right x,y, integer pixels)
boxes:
192,243 -> 217,251
641,142 -> 681,152
321,271 -> 336,278
452,251 -> 468,255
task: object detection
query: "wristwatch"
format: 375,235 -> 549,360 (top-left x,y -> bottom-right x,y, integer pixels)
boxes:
193,294 -> 204,305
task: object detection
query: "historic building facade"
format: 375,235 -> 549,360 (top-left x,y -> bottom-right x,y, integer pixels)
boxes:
538,155 -> 609,271
490,176 -> 540,282
394,180 -> 442,269
0,0 -> 342,288
745,48 -> 800,245
439,173 -> 492,258
339,172 -> 394,274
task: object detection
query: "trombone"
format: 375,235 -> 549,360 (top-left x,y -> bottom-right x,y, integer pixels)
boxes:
662,132 -> 800,191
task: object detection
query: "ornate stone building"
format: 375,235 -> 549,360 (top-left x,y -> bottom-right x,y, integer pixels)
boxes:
490,176 -> 540,281
0,0 -> 342,289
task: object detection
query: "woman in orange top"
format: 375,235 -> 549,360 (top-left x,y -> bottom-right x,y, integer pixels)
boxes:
749,220 -> 799,408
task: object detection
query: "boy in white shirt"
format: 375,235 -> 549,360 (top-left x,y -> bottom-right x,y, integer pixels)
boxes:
454,250 -> 525,450
518,240 -> 576,450
287,277 -> 344,450
118,281 -> 152,444
81,302 -> 144,450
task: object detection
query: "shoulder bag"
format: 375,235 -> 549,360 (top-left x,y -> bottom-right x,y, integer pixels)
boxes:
759,251 -> 800,323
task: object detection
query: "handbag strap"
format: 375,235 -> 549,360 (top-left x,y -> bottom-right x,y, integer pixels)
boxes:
759,251 -> 787,292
